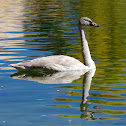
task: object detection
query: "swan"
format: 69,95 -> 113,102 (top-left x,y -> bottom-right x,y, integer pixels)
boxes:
9,17 -> 99,71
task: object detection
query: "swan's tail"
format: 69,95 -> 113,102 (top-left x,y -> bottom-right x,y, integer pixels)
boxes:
9,63 -> 25,69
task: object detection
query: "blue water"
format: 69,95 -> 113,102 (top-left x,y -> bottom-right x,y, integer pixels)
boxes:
0,0 -> 126,126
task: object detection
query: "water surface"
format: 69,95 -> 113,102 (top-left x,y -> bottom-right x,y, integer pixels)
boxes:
0,0 -> 126,126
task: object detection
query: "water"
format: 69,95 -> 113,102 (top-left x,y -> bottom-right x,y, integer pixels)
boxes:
0,0 -> 126,126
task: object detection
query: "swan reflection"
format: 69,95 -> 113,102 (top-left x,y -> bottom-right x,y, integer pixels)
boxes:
10,68 -> 89,84
53,69 -> 99,120
80,69 -> 99,120
10,68 -> 99,120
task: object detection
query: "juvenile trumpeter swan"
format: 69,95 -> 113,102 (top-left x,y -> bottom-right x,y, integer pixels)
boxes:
9,17 -> 99,71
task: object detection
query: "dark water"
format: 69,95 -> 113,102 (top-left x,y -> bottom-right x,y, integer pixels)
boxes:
0,0 -> 126,126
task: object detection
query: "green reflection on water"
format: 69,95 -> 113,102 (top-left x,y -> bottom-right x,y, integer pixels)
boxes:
22,0 -> 126,70
54,114 -> 118,120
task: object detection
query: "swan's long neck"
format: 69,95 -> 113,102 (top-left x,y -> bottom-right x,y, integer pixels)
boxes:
79,27 -> 95,68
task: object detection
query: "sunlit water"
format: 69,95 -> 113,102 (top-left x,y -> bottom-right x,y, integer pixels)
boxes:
0,0 -> 126,126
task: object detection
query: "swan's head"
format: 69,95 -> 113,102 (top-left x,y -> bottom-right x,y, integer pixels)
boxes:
79,17 -> 99,28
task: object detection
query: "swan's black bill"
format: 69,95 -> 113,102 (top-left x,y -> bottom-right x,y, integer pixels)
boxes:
91,22 -> 100,27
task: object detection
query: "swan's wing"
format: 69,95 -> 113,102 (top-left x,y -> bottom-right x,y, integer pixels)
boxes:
9,55 -> 88,71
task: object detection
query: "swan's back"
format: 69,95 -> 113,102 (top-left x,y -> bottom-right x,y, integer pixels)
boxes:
10,55 -> 89,71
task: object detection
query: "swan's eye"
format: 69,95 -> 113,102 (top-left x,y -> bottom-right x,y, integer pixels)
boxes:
89,20 -> 92,24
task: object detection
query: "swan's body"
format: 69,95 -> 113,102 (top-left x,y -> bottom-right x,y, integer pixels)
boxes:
10,17 -> 99,71
10,55 -> 89,70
